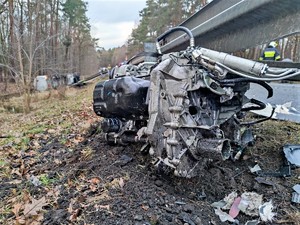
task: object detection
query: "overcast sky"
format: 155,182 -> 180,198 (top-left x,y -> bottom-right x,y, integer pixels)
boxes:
86,0 -> 146,49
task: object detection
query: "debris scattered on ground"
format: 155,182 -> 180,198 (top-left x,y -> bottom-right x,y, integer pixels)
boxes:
239,192 -> 263,216
229,197 -> 241,218
256,162 -> 291,177
254,177 -> 275,186
119,154 -> 133,166
245,220 -> 260,225
283,144 -> 300,167
251,102 -> 300,123
292,184 -> 300,204
29,175 -> 41,187
249,164 -> 262,173
214,208 -> 235,222
223,192 -> 238,209
1,84 -> 300,224
293,184 -> 300,193
291,192 -> 300,204
211,200 -> 227,209
259,200 -> 276,222
212,191 -> 269,222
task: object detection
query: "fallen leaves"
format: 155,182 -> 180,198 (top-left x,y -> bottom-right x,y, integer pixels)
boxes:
0,86 -> 101,224
12,203 -> 22,218
23,197 -> 47,216
107,177 -> 127,190
119,177 -> 125,189
11,196 -> 48,225
89,177 -> 101,192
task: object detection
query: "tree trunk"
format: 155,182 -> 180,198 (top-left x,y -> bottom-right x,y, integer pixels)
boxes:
23,88 -> 31,114
296,35 -> 300,62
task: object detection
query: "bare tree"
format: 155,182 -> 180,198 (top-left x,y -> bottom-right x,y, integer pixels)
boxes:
0,0 -> 99,113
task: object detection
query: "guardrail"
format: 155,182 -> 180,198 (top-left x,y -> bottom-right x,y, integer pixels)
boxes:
160,0 -> 300,54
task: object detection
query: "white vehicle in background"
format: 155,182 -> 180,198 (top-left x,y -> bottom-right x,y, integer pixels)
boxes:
34,73 -> 80,91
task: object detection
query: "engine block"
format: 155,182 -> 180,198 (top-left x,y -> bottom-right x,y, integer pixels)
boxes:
93,27 -> 300,177
93,51 -> 256,177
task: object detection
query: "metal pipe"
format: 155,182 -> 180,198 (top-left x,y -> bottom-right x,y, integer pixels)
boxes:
197,48 -> 268,76
197,139 -> 231,160
156,26 -> 195,54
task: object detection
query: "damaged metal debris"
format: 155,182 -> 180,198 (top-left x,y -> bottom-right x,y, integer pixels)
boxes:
93,26 -> 300,178
249,145 -> 300,178
292,184 -> 300,204
283,144 -> 300,167
211,191 -> 276,223
248,145 -> 300,205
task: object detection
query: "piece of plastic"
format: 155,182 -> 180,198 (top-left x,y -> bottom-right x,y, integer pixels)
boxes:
229,197 -> 241,218
249,164 -> 262,173
291,192 -> 300,203
238,192 -> 263,216
214,208 -> 235,222
259,201 -> 276,222
292,184 -> 300,193
283,145 -> 300,167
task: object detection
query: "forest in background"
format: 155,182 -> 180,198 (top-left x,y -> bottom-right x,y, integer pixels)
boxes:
99,0 -> 300,67
0,0 -> 99,112
0,0 -> 299,113
99,0 -> 210,66
0,0 -> 99,78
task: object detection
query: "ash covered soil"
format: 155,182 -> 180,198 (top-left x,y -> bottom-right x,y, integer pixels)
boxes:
0,86 -> 300,225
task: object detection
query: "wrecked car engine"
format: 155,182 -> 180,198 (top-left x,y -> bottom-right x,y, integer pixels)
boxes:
93,27 -> 300,178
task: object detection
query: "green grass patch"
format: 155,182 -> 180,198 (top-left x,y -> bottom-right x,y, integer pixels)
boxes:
39,174 -> 57,186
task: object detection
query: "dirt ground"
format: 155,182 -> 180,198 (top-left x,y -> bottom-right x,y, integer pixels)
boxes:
0,83 -> 300,225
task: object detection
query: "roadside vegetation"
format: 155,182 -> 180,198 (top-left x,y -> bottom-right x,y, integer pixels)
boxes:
0,82 -> 300,224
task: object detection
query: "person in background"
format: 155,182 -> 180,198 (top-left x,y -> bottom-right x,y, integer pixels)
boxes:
259,41 -> 281,61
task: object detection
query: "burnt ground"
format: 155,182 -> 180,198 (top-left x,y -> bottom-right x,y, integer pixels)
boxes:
0,86 -> 300,225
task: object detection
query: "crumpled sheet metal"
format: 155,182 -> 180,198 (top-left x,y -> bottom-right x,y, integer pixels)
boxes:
283,144 -> 300,167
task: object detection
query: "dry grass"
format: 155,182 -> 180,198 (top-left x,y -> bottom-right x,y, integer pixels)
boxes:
0,82 -> 96,140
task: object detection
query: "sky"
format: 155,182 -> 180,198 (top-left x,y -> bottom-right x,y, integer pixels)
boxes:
86,0 -> 147,50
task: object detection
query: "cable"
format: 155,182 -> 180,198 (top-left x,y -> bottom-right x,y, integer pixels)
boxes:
209,76 -> 273,98
240,107 -> 276,126
241,99 -> 266,111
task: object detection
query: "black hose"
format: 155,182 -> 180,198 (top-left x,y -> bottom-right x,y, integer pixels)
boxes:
241,98 -> 266,111
240,107 -> 275,126
209,75 -> 273,99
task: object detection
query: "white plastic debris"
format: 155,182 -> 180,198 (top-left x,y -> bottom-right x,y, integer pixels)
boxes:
29,175 -> 41,187
291,192 -> 300,203
238,192 -> 263,216
211,191 -> 237,210
211,200 -> 226,209
222,191 -> 238,209
249,164 -> 262,173
283,145 -> 300,167
259,201 -> 276,222
293,184 -> 300,194
251,102 -> 300,123
214,208 -> 235,222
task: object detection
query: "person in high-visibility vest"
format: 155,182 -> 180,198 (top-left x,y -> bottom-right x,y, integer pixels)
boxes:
259,41 -> 281,61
